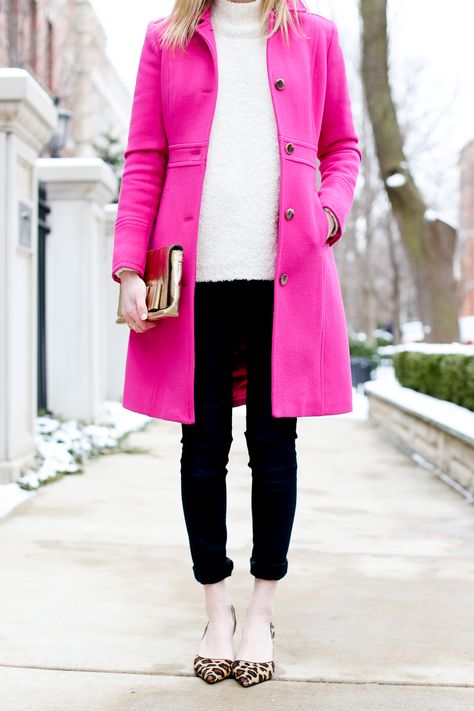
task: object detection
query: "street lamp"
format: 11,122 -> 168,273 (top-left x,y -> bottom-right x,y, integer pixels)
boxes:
44,95 -> 73,158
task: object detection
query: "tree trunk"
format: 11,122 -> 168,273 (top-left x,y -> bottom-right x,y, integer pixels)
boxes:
360,0 -> 459,342
386,216 -> 402,344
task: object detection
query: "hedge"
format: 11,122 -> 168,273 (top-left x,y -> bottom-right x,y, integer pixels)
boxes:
393,351 -> 474,411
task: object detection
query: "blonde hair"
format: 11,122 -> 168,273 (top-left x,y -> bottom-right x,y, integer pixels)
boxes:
156,0 -> 309,52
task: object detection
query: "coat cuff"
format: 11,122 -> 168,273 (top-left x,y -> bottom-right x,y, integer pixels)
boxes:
112,260 -> 145,284
318,177 -> 353,247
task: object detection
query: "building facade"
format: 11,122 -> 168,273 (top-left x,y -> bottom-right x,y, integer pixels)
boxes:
0,0 -> 131,157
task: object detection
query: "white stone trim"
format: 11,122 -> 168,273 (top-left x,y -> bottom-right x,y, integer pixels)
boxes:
0,69 -> 56,152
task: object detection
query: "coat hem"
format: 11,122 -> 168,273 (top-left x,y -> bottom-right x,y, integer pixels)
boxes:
121,398 -> 194,424
271,401 -> 353,418
120,398 -> 353,423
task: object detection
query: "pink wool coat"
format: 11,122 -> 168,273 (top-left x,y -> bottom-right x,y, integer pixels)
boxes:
112,0 -> 362,424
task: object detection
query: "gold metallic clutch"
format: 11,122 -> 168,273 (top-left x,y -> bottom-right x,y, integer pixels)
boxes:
115,244 -> 184,324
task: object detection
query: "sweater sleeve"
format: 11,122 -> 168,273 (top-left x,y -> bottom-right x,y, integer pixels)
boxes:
114,268 -> 139,279
316,20 -> 362,247
111,20 -> 169,283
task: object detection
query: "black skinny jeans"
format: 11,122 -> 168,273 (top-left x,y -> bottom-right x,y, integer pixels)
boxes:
180,279 -> 298,585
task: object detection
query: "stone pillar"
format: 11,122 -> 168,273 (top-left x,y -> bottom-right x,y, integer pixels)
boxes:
103,202 -> 128,403
0,69 -> 56,484
36,157 -> 117,421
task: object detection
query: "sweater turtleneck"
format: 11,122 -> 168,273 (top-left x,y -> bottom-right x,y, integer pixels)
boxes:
211,0 -> 262,38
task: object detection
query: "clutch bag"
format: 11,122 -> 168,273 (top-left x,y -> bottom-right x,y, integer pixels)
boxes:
115,244 -> 184,324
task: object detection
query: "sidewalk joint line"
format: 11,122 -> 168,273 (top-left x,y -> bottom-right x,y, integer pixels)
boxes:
0,664 -> 473,688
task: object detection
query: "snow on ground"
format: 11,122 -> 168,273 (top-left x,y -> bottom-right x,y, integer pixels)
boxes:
0,401 -> 151,518
379,342 -> 474,355
364,368 -> 474,443
2,359 -> 469,518
370,350 -> 474,441
0,484 -> 36,518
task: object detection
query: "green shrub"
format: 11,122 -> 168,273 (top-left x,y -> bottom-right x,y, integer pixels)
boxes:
349,336 -> 378,359
375,336 -> 393,348
393,351 -> 474,411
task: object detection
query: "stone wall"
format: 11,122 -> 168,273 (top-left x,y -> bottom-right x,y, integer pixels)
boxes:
365,386 -> 474,497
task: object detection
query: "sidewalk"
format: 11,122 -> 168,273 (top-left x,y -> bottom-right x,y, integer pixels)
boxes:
1,408 -> 473,710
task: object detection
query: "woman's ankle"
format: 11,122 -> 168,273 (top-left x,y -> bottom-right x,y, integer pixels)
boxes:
198,587 -> 235,659
203,581 -> 233,622
245,578 -> 278,620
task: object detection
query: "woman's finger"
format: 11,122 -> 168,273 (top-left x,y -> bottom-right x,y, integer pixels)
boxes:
129,287 -> 157,332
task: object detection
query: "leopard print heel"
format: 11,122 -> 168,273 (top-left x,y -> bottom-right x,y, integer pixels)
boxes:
232,621 -> 275,687
193,603 -> 237,684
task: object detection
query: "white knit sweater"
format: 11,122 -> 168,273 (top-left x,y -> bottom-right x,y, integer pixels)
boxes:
115,0 -> 280,282
195,0 -> 279,281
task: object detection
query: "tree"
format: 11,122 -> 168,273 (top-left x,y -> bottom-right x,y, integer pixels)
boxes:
360,0 -> 459,342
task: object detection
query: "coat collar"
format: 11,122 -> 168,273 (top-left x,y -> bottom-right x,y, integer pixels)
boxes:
197,0 -> 307,28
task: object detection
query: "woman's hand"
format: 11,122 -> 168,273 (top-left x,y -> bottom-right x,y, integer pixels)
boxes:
323,207 -> 338,241
119,271 -> 158,333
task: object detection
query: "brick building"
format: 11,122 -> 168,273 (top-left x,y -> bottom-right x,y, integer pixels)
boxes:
0,0 -> 131,157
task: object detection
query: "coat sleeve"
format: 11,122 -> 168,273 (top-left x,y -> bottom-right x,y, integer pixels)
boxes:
316,19 -> 362,247
111,20 -> 169,283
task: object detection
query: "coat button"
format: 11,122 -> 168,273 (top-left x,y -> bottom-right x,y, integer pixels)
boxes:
285,207 -> 295,219
275,78 -> 285,90
285,143 -> 295,154
280,273 -> 288,285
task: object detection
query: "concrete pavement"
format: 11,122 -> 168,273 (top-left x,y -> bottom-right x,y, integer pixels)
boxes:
1,409 -> 473,710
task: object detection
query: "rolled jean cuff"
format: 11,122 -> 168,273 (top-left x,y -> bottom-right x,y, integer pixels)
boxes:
250,558 -> 288,580
193,556 -> 234,585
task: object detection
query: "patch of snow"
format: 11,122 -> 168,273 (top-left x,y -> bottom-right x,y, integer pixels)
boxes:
371,364 -> 398,382
373,328 -> 394,342
15,401 -> 151,492
424,208 -> 458,230
95,400 -> 151,438
385,172 -> 406,188
459,315 -> 474,345
0,483 -> 36,518
364,378 -> 474,444
400,321 -> 426,342
378,341 -> 474,356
